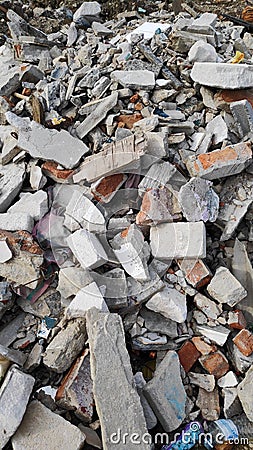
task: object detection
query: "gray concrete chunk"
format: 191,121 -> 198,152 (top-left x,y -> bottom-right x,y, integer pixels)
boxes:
207,266 -> 247,307
143,351 -> 186,432
0,366 -> 35,448
6,112 -> 89,169
0,213 -> 34,232
111,70 -> 155,90
0,163 -> 25,213
191,63 -> 253,89
179,177 -> 219,222
12,400 -> 85,450
86,308 -> 150,450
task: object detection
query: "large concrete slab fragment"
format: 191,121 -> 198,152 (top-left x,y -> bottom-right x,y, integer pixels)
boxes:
0,366 -> 35,448
191,63 -> 253,89
143,351 -> 186,432
12,400 -> 85,450
86,308 -> 150,450
6,112 -> 89,169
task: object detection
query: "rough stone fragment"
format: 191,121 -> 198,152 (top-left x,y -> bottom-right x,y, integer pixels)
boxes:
194,293 -> 222,320
12,400 -> 85,450
188,40 -> 218,63
67,229 -> 107,270
140,307 -> 178,338
66,282 -> 108,319
179,177 -> 219,222
222,387 -> 242,418
143,351 -> 186,432
196,325 -> 230,346
196,387 -> 220,421
186,142 -> 252,180
30,165 -> 47,190
73,1 -> 101,22
206,115 -> 228,145
0,163 -> 25,213
207,267 -> 247,307
188,372 -> 215,392
0,366 -> 35,448
111,70 -> 155,90
0,66 -> 19,96
177,259 -> 211,288
43,319 -> 86,373
237,365 -> 253,421
0,212 -> 34,233
6,112 -> 89,169
111,224 -> 149,281
230,99 -> 253,138
134,372 -> 157,430
78,425 -> 102,448
218,371 -> 238,388
232,239 -> 253,322
73,135 -> 146,183
57,267 -> 93,299
127,270 -> 164,306
0,343 -> 27,367
0,239 -> 12,262
86,308 -> 150,450
178,340 -> 201,372
199,351 -> 229,378
233,329 -> 253,357
93,268 -> 127,310
56,349 -> 93,422
191,63 -> 253,89
136,186 -> 181,225
146,284 -> 187,323
8,190 -> 48,221
64,191 -> 105,233
76,92 -> 118,139
150,221 -> 206,260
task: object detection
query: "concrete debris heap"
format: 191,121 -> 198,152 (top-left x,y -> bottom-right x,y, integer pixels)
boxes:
0,2 -> 253,450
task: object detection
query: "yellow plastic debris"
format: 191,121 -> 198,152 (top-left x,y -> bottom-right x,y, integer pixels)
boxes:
51,117 -> 66,126
231,51 -> 245,64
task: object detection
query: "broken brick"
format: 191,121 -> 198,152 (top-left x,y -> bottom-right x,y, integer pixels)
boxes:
178,340 -> 201,372
233,329 -> 253,357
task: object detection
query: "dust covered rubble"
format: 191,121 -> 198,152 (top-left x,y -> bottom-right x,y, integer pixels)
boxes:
0,2 -> 253,450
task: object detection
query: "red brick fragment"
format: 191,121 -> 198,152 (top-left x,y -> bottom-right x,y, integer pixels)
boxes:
178,340 -> 201,372
200,351 -> 229,379
233,329 -> 253,357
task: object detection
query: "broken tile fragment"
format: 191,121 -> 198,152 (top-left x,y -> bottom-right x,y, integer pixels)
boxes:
150,221 -> 206,260
86,308 -> 150,450
143,351 -> 186,432
207,266 -> 247,307
12,400 -> 85,450
0,366 -> 35,448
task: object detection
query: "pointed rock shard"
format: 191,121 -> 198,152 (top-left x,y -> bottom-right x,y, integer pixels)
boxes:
76,92 -> 118,139
86,308 -> 150,450
232,239 -> 253,321
143,351 -> 186,432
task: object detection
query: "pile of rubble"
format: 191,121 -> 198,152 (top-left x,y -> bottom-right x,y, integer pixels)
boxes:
0,1 -> 253,449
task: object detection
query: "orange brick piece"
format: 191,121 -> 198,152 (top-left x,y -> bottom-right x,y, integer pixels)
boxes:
233,329 -> 253,357
178,340 -> 201,372
192,337 -> 217,356
177,259 -> 212,288
186,142 -> 252,180
199,351 -> 229,379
